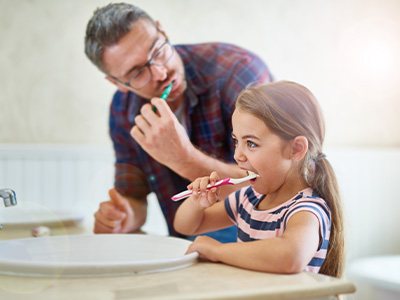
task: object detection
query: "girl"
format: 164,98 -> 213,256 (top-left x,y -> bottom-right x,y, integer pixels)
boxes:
174,81 -> 344,277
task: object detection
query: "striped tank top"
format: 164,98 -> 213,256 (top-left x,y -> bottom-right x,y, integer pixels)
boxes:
224,186 -> 331,273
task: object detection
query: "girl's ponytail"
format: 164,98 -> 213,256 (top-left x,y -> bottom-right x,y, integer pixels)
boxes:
310,155 -> 344,277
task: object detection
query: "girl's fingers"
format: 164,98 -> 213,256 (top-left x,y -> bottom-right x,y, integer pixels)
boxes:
190,173 -> 220,205
199,176 -> 211,190
208,188 -> 218,205
209,171 -> 219,185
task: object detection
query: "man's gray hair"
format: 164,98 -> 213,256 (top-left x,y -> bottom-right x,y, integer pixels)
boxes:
84,2 -> 155,73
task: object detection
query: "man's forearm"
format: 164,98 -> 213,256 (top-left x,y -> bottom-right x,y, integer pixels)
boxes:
169,146 -> 243,181
164,146 -> 250,199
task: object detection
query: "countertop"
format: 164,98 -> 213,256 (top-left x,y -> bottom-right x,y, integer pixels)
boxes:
0,222 -> 356,300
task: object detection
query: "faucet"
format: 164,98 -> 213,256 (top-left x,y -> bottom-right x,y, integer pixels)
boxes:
0,189 -> 17,207
0,189 -> 17,230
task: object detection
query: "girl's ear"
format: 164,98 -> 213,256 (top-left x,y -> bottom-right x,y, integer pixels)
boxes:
291,136 -> 308,161
106,76 -> 130,93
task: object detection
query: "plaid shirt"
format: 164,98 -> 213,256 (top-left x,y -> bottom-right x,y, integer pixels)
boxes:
109,43 -> 273,236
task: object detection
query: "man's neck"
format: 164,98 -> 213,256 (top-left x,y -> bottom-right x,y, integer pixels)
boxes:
168,93 -> 185,112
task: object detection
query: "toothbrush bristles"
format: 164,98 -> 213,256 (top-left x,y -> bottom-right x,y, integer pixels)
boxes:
246,170 -> 259,178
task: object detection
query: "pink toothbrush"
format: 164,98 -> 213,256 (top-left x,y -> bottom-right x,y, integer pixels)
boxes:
171,172 -> 258,201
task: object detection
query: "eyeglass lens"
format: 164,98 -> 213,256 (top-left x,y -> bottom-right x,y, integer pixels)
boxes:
128,41 -> 173,89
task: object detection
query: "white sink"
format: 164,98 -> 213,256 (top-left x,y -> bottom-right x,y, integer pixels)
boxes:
0,207 -> 84,227
0,234 -> 198,277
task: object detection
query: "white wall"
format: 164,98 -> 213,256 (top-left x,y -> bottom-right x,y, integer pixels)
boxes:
0,0 -> 400,147
327,148 -> 400,261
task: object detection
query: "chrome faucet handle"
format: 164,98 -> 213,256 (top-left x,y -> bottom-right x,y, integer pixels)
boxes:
0,189 -> 17,207
0,189 -> 17,230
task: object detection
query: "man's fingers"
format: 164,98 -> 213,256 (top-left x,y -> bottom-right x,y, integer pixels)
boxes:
109,188 -> 129,211
94,222 -> 122,234
140,102 -> 159,122
134,115 -> 151,133
130,125 -> 145,142
150,97 -> 174,118
94,210 -> 123,228
108,188 -> 134,223
93,216 -> 122,233
99,201 -> 126,220
93,221 -> 112,233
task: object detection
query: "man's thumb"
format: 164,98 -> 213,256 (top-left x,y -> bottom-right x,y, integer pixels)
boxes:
109,188 -> 128,212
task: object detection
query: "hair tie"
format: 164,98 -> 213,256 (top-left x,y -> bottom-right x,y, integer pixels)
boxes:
315,152 -> 326,162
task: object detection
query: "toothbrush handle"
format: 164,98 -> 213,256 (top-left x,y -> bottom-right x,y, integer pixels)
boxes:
171,178 -> 231,201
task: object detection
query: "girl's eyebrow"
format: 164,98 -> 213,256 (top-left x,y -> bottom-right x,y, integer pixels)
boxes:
243,135 -> 261,141
232,133 -> 260,140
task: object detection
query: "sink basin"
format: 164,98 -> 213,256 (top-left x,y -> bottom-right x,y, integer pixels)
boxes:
0,234 -> 198,277
0,207 -> 84,227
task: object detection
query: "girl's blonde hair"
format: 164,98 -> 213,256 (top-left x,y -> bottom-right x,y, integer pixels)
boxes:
236,81 -> 344,277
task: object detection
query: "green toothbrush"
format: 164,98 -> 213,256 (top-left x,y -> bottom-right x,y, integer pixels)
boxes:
160,82 -> 173,100
153,82 -> 173,112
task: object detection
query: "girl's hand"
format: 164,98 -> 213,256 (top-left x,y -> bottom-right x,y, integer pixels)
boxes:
187,171 -> 220,208
186,236 -> 222,262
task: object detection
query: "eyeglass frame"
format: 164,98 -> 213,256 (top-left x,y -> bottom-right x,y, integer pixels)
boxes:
110,36 -> 174,90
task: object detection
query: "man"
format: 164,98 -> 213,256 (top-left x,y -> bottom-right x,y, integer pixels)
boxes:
84,3 -> 273,241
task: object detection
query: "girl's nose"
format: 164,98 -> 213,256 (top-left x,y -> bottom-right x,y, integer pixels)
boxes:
234,147 -> 247,163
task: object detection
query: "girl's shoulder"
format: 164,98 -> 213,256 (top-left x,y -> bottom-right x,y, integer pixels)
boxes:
285,188 -> 331,225
294,188 -> 330,210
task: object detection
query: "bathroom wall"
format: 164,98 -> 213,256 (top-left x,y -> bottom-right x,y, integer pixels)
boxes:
0,0 -> 399,147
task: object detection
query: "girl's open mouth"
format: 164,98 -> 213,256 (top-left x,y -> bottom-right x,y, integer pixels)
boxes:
246,170 -> 259,183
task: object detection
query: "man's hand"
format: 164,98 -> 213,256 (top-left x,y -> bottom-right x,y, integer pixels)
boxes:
130,97 -> 193,168
93,188 -> 146,234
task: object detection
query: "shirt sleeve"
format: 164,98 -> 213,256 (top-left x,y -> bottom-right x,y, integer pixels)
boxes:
220,49 -> 273,153
109,91 -> 150,199
221,49 -> 273,117
283,199 -> 331,251
224,189 -> 242,225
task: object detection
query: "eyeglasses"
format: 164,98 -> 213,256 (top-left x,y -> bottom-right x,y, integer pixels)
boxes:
116,39 -> 175,90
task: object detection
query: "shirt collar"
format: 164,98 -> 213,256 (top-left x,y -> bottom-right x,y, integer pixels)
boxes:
177,45 -> 210,97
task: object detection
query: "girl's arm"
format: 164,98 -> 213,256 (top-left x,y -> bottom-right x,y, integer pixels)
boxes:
173,172 -> 233,236
187,211 -> 320,274
174,198 -> 232,235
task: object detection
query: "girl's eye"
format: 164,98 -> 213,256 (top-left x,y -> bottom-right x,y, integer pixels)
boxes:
247,140 -> 257,148
232,137 -> 238,147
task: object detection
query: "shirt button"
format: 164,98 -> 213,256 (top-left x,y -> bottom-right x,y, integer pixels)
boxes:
149,175 -> 156,182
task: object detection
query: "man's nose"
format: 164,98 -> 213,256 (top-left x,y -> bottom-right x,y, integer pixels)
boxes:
149,63 -> 168,81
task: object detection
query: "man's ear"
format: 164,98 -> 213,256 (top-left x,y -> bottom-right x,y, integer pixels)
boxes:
291,136 -> 309,161
106,76 -> 130,93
